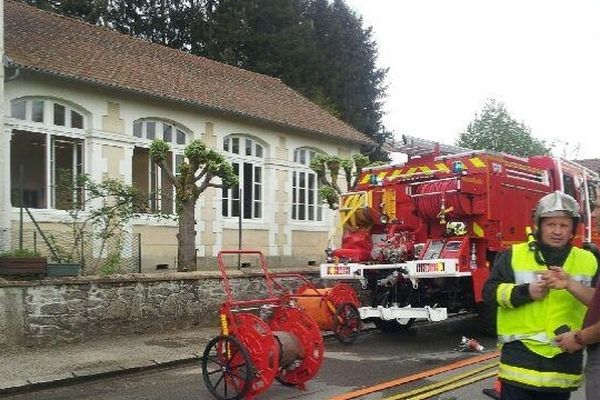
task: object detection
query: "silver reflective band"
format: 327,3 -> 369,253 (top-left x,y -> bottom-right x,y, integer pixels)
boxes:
498,331 -> 551,344
514,271 -> 539,285
570,275 -> 593,287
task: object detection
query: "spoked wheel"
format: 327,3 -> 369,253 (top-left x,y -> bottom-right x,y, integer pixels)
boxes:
332,302 -> 361,344
201,335 -> 253,400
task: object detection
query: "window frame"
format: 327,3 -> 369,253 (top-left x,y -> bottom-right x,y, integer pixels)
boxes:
221,135 -> 265,221
9,97 -> 88,211
291,147 -> 323,223
131,118 -> 191,215
10,98 -> 86,130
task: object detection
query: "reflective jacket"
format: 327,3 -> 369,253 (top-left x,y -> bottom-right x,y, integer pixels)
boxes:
495,243 -> 597,391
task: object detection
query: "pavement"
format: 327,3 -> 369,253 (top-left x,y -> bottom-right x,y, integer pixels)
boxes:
0,326 -> 587,399
0,326 -> 220,395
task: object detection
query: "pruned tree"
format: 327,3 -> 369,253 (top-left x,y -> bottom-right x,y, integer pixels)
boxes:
150,139 -> 238,271
457,98 -> 550,157
310,153 -> 370,209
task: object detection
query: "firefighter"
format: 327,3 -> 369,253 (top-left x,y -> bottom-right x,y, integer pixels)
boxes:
543,187 -> 600,400
483,190 -> 599,400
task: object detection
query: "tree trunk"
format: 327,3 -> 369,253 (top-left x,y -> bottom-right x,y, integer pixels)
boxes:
178,198 -> 197,271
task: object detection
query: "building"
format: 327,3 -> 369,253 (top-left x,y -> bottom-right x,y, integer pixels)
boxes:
0,0 -> 373,271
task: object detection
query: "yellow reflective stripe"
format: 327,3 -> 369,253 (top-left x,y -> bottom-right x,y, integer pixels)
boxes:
499,363 -> 581,389
405,167 -> 418,176
473,222 -> 484,238
470,157 -> 486,168
435,163 -> 449,173
388,169 -> 403,181
377,171 -> 387,181
360,173 -> 371,185
497,283 -> 515,308
419,165 -> 432,174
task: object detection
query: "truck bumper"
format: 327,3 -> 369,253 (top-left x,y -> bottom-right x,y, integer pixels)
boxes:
359,305 -> 448,322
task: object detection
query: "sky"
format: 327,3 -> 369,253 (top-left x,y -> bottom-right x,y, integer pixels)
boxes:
345,0 -> 600,160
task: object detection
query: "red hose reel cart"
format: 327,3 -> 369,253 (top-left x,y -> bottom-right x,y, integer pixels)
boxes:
201,251 -> 325,400
269,272 -> 362,344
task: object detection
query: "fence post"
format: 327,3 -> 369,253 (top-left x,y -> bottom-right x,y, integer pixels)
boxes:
137,233 -> 142,273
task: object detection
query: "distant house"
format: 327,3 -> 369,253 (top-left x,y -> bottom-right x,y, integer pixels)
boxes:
0,0 -> 373,271
576,159 -> 600,175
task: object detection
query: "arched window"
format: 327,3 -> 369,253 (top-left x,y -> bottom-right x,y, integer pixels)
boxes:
222,135 -> 264,219
9,97 -> 87,210
11,98 -> 85,129
133,119 -> 188,145
292,148 -> 323,222
131,119 -> 190,214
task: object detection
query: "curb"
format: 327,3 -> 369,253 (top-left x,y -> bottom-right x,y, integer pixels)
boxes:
0,355 -> 202,396
0,330 -> 365,396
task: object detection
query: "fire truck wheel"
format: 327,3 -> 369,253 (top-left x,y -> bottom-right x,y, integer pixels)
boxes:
201,335 -> 253,400
373,318 -> 415,333
333,303 -> 361,344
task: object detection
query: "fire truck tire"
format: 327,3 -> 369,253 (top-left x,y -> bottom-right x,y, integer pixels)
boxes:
201,335 -> 253,400
333,303 -> 361,344
373,318 -> 415,333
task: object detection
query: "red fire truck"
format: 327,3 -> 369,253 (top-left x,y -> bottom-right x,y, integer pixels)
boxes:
320,135 -> 600,332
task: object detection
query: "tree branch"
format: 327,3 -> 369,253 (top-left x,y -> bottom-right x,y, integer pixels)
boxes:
156,159 -> 179,189
194,166 -> 208,182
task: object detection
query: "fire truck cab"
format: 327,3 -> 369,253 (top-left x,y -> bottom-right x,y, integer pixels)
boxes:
320,135 -> 599,332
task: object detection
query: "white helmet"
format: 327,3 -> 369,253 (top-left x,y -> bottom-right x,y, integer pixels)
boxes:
533,191 -> 580,227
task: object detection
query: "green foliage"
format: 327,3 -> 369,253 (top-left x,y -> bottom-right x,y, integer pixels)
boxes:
310,153 -> 372,209
51,173 -> 140,273
319,185 -> 339,209
149,138 -> 237,270
0,248 -> 41,258
99,251 -> 122,276
150,139 -> 171,163
184,140 -> 208,163
352,154 -> 370,169
28,0 -> 390,159
457,99 -> 550,157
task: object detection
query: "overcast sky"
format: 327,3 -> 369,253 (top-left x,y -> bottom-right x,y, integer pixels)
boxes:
345,0 -> 600,160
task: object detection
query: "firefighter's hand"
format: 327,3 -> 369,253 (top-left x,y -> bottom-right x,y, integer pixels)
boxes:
555,331 -> 584,353
528,279 -> 548,300
541,266 -> 570,290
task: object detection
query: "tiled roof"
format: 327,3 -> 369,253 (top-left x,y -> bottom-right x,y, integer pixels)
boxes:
575,158 -> 600,174
4,0 -> 374,146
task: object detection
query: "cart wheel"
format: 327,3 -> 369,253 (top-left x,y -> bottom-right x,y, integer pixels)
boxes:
275,375 -> 297,387
201,335 -> 253,400
333,302 -> 361,344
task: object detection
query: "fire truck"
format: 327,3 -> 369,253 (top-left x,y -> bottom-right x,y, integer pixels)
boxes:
320,135 -> 600,332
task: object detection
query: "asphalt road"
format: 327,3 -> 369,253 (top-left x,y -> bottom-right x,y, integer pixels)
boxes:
0,314 -> 498,400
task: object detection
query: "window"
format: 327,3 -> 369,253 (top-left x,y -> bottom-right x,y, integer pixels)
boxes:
131,119 -> 189,214
222,135 -> 264,219
9,98 -> 87,210
563,174 -> 576,200
11,98 -> 85,129
292,148 -> 323,222
10,131 -> 83,209
132,148 -> 174,214
132,119 -> 187,146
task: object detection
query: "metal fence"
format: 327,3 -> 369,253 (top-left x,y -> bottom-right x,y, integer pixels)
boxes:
10,229 -> 141,276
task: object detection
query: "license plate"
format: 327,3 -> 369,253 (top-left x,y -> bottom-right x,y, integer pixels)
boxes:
327,265 -> 351,275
